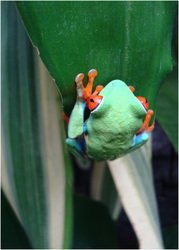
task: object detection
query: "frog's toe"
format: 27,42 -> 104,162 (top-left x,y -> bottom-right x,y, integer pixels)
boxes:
75,73 -> 84,83
95,85 -> 104,93
88,69 -> 97,78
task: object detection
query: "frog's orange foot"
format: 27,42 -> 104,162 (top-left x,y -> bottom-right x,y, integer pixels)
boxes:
83,69 -> 98,100
75,69 -> 99,101
137,109 -> 155,135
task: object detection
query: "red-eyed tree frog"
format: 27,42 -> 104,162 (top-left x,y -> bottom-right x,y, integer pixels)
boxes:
64,69 -> 155,162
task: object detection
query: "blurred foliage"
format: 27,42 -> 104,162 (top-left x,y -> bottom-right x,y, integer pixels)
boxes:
72,194 -> 119,249
162,225 -> 178,249
156,31 -> 178,150
1,190 -> 32,249
2,2 -> 73,248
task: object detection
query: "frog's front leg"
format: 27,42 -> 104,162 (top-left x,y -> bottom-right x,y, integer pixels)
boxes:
66,69 -> 102,161
66,73 -> 88,160
68,73 -> 86,138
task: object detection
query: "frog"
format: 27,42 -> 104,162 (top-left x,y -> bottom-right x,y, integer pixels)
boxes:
65,69 -> 155,162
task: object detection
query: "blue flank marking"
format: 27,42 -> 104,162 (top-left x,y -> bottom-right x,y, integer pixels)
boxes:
83,119 -> 88,133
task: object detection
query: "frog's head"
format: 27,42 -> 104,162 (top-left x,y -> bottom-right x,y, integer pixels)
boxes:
87,80 -> 148,121
137,96 -> 149,112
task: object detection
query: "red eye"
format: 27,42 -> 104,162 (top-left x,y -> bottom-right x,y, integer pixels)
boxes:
88,95 -> 103,111
137,96 -> 149,111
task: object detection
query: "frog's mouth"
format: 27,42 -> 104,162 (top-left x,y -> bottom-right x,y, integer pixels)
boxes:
91,97 -> 104,113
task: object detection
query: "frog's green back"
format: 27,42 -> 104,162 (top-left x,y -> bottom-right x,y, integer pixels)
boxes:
86,80 -> 147,161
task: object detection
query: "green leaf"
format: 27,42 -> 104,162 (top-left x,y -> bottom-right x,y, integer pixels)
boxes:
1,2 -> 73,248
156,68 -> 178,150
15,2 -> 177,116
162,225 -> 178,249
156,33 -> 178,150
90,161 -> 122,220
72,194 -> 119,249
108,137 -> 164,248
1,190 -> 32,249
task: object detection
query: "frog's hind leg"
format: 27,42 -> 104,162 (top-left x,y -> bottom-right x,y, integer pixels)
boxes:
137,110 -> 155,135
66,138 -> 88,161
63,112 -> 70,126
127,132 -> 149,154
